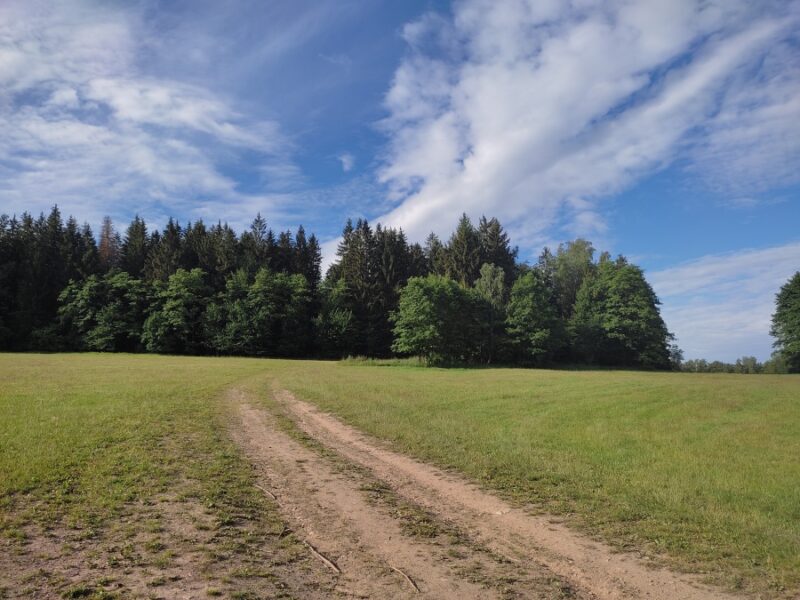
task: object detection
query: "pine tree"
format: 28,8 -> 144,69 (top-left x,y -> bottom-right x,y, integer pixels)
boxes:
478,216 -> 517,281
145,218 -> 182,281
120,216 -> 148,277
98,216 -> 121,271
446,214 -> 482,286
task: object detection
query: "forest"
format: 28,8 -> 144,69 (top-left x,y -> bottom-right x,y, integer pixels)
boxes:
0,206 -> 688,368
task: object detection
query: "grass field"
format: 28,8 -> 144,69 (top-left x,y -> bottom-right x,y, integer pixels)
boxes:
273,360 -> 800,594
2,354 -> 799,597
0,354 -> 327,598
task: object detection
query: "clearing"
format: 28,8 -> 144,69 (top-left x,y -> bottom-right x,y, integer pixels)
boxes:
1,354 -> 798,598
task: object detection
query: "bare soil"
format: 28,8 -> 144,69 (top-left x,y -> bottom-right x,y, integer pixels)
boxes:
263,386 -> 742,600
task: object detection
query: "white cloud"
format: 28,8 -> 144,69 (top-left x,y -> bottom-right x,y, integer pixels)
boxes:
374,0 -> 800,252
650,242 -> 800,361
0,0 -> 297,231
337,152 -> 355,172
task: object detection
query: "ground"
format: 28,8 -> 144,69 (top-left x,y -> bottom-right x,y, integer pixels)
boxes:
1,354 -> 798,598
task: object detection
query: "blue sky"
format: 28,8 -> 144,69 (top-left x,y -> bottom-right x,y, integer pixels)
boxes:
1,0 -> 799,361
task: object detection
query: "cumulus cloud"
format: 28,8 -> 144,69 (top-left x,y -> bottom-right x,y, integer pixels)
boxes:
375,0 -> 800,250
0,0 -> 296,231
650,242 -> 800,361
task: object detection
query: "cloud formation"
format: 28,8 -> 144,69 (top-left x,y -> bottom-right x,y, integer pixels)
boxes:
0,0 -> 294,231
650,242 -> 800,361
376,0 -> 800,249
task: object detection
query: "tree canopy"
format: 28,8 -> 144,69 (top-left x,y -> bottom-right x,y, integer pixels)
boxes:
0,206 -> 681,369
771,271 -> 800,373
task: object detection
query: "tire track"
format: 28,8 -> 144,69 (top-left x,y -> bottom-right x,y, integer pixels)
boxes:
274,387 -> 739,600
229,388 -> 575,599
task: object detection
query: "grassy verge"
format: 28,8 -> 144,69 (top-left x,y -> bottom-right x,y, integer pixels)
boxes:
273,360 -> 800,596
0,353 -> 326,598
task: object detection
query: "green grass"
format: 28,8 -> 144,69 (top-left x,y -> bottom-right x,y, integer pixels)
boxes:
0,353 -> 269,524
2,354 -> 799,596
0,353 -> 318,598
272,361 -> 800,595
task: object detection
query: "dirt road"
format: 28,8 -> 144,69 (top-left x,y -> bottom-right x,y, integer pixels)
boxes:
230,386 -> 740,599
231,388 -> 575,599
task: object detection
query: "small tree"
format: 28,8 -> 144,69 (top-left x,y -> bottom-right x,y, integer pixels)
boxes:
771,272 -> 800,373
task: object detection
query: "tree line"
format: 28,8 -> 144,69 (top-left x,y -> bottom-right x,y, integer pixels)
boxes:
0,207 -> 686,369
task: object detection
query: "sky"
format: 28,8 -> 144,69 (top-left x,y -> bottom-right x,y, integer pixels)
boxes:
1,0 -> 798,362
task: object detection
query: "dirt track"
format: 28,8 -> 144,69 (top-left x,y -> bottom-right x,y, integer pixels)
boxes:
231,386 -> 739,600
231,389 -> 575,599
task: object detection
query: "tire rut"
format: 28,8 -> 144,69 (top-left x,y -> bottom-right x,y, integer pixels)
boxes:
229,388 -> 575,599
273,387 -> 741,600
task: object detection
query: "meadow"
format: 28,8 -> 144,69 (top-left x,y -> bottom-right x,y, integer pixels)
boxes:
0,353 -> 326,598
274,360 -> 800,594
1,354 -> 798,596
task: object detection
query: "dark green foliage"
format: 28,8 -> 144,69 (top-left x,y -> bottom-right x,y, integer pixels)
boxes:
142,268 -> 211,354
446,214 -> 482,286
392,275 -> 483,364
553,239 -> 595,319
771,271 -> 800,372
246,268 -> 312,357
423,233 -> 447,276
145,218 -> 182,281
478,216 -> 517,282
570,257 -> 671,368
474,263 -> 506,363
322,219 -> 419,357
204,269 -> 252,355
120,216 -> 148,277
59,271 -> 148,352
316,279 -> 357,357
506,271 -> 564,364
1,207 -> 685,370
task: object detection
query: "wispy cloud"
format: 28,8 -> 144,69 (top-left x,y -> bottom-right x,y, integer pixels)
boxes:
650,242 -> 800,361
0,0 -> 298,231
374,0 -> 800,252
337,152 -> 355,172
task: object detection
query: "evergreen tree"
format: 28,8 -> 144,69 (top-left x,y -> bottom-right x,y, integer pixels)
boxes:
771,271 -> 800,372
316,278 -> 357,357
145,218 -> 182,281
424,233 -> 447,276
120,216 -> 148,277
239,213 -> 273,274
446,214 -> 482,286
208,221 -> 240,288
98,216 -> 121,271
478,216 -> 517,281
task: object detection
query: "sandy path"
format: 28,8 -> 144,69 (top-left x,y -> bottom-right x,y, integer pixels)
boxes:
274,387 -> 740,600
230,388 -> 575,599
